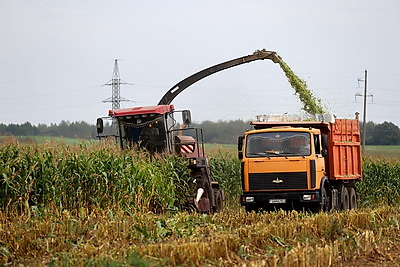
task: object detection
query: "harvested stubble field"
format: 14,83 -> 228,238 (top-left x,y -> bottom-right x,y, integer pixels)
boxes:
1,139 -> 400,266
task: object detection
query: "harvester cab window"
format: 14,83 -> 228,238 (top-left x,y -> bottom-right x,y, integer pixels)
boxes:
246,131 -> 311,157
118,115 -> 168,153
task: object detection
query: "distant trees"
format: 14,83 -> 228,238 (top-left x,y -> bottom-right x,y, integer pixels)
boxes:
363,121 -> 400,145
0,121 -> 96,139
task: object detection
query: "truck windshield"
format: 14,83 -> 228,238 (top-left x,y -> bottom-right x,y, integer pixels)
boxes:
246,131 -> 311,157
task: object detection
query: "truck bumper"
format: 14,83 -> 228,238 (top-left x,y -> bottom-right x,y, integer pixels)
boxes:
241,190 -> 321,208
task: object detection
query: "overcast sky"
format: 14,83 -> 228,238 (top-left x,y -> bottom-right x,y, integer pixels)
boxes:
1,1 -> 399,126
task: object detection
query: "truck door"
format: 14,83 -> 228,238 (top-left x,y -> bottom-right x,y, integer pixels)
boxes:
310,133 -> 325,189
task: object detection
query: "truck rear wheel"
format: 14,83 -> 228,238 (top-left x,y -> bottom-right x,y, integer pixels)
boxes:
348,187 -> 357,209
340,186 -> 349,210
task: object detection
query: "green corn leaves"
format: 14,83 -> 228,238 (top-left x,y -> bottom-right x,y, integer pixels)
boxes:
0,141 -> 193,213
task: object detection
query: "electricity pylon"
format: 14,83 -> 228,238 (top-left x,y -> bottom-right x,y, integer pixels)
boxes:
103,59 -> 131,111
102,59 -> 131,136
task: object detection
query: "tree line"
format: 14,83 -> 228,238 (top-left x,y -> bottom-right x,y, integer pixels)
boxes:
1,120 -> 399,145
364,121 -> 400,145
0,121 -> 97,139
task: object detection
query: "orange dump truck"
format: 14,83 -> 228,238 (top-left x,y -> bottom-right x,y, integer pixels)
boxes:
238,116 -> 362,212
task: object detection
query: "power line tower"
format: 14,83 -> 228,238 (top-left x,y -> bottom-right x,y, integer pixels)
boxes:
355,70 -> 373,152
102,59 -> 132,136
103,59 -> 131,111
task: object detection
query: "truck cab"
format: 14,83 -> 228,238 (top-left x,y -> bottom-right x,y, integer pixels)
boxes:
239,117 -> 362,212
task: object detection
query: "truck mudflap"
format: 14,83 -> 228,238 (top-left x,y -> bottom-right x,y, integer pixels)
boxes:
241,191 -> 321,209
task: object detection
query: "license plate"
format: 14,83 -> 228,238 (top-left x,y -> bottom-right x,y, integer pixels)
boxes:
269,199 -> 286,204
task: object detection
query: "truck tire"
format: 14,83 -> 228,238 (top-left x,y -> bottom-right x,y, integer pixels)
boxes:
314,185 -> 329,212
348,187 -> 357,209
340,186 -> 349,210
321,185 -> 331,211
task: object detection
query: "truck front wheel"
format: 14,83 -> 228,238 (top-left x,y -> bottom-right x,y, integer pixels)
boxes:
321,185 -> 331,211
314,185 -> 330,212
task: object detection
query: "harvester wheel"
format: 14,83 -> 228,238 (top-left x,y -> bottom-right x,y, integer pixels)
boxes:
340,186 -> 349,211
214,189 -> 224,212
197,183 -> 211,213
192,171 -> 212,213
348,187 -> 357,209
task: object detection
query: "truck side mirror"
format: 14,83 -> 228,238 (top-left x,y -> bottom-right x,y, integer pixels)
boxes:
182,110 -> 191,125
96,118 -> 104,134
321,134 -> 328,150
238,136 -> 244,159
321,134 -> 328,157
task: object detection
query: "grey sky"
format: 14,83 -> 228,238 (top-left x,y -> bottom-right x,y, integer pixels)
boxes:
1,1 -> 399,126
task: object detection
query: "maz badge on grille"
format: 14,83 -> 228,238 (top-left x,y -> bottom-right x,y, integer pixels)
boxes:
272,178 -> 283,184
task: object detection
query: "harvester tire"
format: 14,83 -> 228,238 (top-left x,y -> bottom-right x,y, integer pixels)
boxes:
192,171 -> 212,213
214,189 -> 224,212
199,182 -> 212,213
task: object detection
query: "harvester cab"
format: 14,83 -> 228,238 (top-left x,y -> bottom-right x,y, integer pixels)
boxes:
97,105 -> 203,157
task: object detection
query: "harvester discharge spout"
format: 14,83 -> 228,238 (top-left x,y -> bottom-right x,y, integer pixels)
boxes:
253,49 -> 281,63
158,49 -> 281,105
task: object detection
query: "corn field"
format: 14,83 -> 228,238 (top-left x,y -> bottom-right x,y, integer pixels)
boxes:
0,138 -> 193,214
1,139 -> 400,265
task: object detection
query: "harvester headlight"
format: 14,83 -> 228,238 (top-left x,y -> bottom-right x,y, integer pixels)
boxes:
303,194 -> 312,201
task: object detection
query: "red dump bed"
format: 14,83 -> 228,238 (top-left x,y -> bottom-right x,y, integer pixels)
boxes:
329,119 -> 362,181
